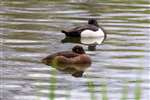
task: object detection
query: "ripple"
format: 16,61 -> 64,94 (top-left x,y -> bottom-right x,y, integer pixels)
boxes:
1,0 -> 149,100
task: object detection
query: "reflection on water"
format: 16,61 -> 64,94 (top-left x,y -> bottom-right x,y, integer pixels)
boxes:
81,37 -> 105,45
61,37 -> 81,44
1,0 -> 149,100
43,61 -> 90,77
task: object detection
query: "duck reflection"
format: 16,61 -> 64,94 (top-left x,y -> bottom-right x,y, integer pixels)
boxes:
42,60 -> 90,77
61,36 -> 105,51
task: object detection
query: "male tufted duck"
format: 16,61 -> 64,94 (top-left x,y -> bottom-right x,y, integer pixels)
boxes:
61,19 -> 106,40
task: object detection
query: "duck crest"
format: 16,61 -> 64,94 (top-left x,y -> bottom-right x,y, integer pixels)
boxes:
88,19 -> 99,27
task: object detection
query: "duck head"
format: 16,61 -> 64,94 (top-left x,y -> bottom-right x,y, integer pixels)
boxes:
88,19 -> 99,27
72,45 -> 85,54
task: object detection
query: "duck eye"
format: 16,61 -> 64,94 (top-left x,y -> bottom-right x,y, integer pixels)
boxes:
76,49 -> 79,52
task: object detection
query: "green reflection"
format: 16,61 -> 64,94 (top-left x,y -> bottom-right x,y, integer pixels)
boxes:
1,12 -> 49,19
87,81 -> 96,100
112,55 -> 144,59
3,24 -> 50,30
121,82 -> 128,100
49,60 -> 57,100
97,0 -> 148,4
101,81 -> 108,100
134,80 -> 142,100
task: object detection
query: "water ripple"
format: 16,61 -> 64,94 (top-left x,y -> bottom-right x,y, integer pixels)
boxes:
1,0 -> 149,100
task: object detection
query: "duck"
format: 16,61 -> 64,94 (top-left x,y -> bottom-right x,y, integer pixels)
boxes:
42,45 -> 91,65
61,18 -> 106,40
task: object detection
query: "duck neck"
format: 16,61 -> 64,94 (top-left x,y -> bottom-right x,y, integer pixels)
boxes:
88,20 -> 99,27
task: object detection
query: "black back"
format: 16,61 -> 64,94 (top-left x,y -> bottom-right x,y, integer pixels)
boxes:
61,19 -> 99,37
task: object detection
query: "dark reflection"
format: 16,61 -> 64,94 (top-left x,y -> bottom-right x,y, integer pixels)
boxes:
42,59 -> 90,77
88,44 -> 96,51
61,37 -> 81,44
61,37 -> 105,51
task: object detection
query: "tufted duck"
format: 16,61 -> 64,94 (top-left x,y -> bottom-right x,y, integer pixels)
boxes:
61,19 -> 106,40
42,45 -> 91,65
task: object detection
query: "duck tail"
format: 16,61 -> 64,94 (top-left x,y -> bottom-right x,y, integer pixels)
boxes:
61,30 -> 69,36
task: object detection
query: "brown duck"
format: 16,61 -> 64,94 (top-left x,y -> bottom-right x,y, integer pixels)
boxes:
42,45 -> 91,65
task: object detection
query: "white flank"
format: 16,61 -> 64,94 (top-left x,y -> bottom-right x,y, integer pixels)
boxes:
81,28 -> 104,37
81,37 -> 104,45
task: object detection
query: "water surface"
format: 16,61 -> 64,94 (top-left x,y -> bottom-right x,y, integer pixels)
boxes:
1,0 -> 150,100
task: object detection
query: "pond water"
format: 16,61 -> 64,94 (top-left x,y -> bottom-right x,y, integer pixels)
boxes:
1,0 -> 150,100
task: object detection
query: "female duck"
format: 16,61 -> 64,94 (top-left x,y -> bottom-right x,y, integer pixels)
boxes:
42,45 -> 91,65
61,19 -> 106,39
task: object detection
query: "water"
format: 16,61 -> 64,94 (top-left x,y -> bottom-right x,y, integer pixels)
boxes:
1,0 -> 150,100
